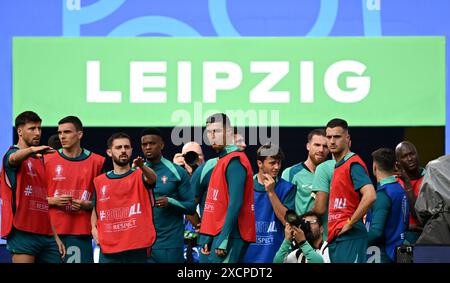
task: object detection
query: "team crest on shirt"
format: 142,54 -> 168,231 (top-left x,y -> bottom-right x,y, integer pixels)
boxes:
99,185 -> 110,202
53,165 -> 66,180
161,175 -> 168,184
26,160 -> 37,176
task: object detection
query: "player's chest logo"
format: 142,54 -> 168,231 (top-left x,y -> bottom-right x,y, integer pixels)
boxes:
161,175 -> 168,184
26,160 -> 37,176
99,185 -> 110,202
53,165 -> 66,180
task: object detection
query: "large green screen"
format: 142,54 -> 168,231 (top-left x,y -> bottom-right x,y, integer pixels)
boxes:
13,37 -> 445,127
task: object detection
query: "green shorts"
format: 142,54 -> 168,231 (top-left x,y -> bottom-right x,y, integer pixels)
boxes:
59,235 -> 93,263
99,248 -> 148,263
328,237 -> 368,263
147,247 -> 184,263
6,228 -> 62,263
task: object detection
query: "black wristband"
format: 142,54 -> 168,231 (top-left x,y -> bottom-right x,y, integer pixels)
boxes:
297,240 -> 307,247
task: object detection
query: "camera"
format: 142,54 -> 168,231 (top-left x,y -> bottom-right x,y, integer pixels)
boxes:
181,151 -> 199,172
396,245 -> 413,263
284,210 -> 311,234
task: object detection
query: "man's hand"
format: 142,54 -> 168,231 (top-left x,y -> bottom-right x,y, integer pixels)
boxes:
292,225 -> 306,243
173,153 -> 193,175
263,173 -> 276,194
92,227 -> 99,245
173,153 -> 185,166
31,145 -> 55,158
47,195 -> 72,207
397,166 -> 411,183
284,223 -> 294,241
132,156 -> 145,169
155,197 -> 169,208
215,248 -> 227,258
338,222 -> 353,236
201,244 -> 210,255
54,235 -> 66,261
71,199 -> 89,211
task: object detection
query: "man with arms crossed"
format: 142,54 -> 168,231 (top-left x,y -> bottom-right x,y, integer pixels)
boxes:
45,116 -> 105,263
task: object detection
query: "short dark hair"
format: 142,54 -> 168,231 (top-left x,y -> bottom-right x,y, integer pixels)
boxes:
107,132 -> 132,149
257,143 -> 285,162
140,127 -> 163,141
15,111 -> 41,128
58,116 -> 83,131
47,134 -> 62,150
307,129 -> 326,142
326,118 -> 348,131
372,147 -> 396,172
206,113 -> 232,128
300,211 -> 323,226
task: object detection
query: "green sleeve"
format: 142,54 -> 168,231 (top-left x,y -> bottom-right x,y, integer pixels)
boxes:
273,239 -> 292,263
215,157 -> 246,250
350,163 -> 373,191
312,164 -> 331,193
281,167 -> 291,182
367,191 -> 391,245
300,241 -> 324,263
197,234 -> 212,247
167,168 -> 196,215
282,185 -> 296,210
190,163 -> 203,198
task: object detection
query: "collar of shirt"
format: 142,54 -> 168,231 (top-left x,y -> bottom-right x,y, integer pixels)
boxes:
218,144 -> 239,158
335,152 -> 356,167
378,175 -> 397,188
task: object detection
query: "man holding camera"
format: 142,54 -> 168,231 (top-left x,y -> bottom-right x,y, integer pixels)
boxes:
273,211 -> 330,263
173,142 -> 205,176
243,144 -> 296,263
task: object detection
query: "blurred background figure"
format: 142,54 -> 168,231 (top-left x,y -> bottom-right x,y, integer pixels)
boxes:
47,134 -> 62,150
234,129 -> 247,151
173,142 -> 205,176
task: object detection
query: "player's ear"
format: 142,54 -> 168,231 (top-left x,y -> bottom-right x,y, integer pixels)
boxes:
257,160 -> 263,169
17,126 -> 23,137
106,148 -> 112,157
78,131 -> 83,140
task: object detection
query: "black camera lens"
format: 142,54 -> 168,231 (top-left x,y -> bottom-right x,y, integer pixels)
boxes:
284,209 -> 302,227
183,151 -> 199,167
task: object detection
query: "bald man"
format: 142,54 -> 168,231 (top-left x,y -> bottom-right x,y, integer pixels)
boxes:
395,141 -> 425,244
173,142 -> 205,176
